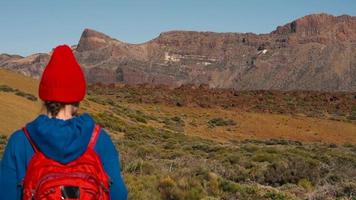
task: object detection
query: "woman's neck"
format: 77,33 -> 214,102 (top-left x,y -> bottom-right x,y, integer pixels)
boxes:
55,112 -> 73,120
53,105 -> 74,120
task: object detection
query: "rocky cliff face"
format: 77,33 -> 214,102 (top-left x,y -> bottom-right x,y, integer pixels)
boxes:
1,13 -> 356,91
0,53 -> 50,79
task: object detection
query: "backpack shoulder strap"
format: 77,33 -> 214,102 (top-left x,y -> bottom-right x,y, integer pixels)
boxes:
88,124 -> 101,149
22,127 -> 39,153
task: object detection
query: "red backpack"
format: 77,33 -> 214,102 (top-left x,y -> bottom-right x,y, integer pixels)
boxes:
22,124 -> 110,200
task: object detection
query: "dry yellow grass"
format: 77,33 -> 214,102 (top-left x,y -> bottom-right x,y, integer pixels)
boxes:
0,93 -> 41,135
0,69 -> 38,95
0,69 -> 41,135
130,103 -> 356,144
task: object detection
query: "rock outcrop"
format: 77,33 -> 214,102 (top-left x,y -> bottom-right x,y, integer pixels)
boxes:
1,13 -> 356,91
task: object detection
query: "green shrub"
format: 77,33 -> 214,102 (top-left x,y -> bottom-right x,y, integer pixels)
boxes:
158,176 -> 180,200
263,157 -> 322,186
206,172 -> 220,196
208,118 -> 236,127
219,179 -> 239,193
0,85 -> 37,101
252,152 -> 278,162
297,178 -> 314,191
347,111 -> 356,120
112,106 -> 155,124
125,159 -> 155,175
163,116 -> 185,132
124,175 -> 161,200
0,85 -> 15,92
92,112 -> 126,132
263,192 -> 289,200
352,105 -> 356,112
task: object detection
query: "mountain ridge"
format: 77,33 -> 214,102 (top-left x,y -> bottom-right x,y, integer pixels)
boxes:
1,13 -> 355,91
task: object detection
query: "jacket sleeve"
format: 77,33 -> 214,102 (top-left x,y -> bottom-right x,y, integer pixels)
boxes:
0,131 -> 23,200
94,129 -> 128,200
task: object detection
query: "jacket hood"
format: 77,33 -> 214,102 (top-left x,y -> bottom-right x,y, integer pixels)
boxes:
25,113 -> 95,164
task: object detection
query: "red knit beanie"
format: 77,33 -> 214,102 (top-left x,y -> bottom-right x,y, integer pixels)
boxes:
39,45 -> 86,103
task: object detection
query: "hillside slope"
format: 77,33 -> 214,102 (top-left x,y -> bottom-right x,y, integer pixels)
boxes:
0,69 -> 40,134
1,69 -> 356,199
0,69 -> 355,144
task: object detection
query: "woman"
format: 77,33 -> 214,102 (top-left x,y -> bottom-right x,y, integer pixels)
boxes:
0,45 -> 128,199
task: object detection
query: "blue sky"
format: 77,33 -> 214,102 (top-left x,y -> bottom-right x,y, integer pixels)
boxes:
1,0 -> 355,56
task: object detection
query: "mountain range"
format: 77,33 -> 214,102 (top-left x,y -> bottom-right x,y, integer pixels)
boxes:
1,13 -> 355,91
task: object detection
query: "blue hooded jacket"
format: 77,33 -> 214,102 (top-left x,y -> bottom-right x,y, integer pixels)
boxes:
0,113 -> 128,200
